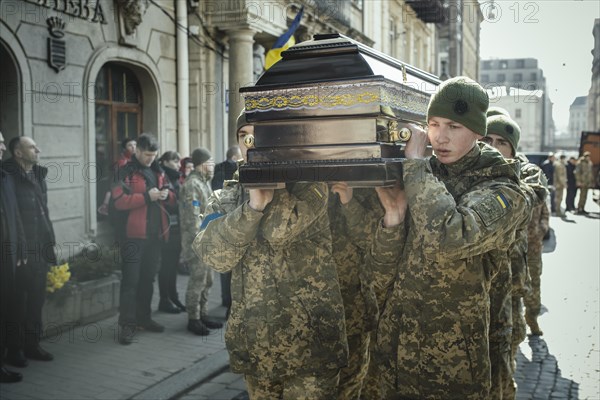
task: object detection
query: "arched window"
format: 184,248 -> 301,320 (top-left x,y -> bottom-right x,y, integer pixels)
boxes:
0,41 -> 21,142
94,64 -> 142,208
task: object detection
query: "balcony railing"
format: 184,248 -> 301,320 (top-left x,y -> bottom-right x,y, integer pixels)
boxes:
404,0 -> 446,24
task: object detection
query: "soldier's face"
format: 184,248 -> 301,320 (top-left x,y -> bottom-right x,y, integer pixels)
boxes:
480,133 -> 513,159
237,125 -> 254,162
427,117 -> 482,164
201,158 -> 215,179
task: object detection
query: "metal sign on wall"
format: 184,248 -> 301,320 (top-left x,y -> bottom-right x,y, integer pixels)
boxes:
47,16 -> 66,72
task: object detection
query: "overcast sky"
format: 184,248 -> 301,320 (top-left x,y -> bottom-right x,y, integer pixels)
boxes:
479,0 -> 599,132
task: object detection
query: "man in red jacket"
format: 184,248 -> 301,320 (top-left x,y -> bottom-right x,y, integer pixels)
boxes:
111,134 -> 175,345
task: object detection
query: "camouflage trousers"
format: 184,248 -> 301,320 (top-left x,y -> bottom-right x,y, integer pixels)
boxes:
555,187 -> 565,213
360,340 -> 385,400
577,187 -> 590,210
524,252 -> 542,320
489,263 -> 513,400
245,369 -> 340,400
338,333 -> 370,400
185,259 -> 214,320
489,339 -> 513,400
503,296 -> 527,400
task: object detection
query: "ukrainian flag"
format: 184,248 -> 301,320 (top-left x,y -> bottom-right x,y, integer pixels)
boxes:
265,6 -> 304,70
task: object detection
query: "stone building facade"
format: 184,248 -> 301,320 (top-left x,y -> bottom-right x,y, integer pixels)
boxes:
0,0 -> 179,247
1,0 -> 481,249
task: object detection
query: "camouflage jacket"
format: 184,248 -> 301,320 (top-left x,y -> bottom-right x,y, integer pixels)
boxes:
553,161 -> 567,189
328,189 -> 382,336
179,171 -> 213,261
527,201 -> 549,255
368,143 -> 529,399
511,154 -> 548,297
519,154 -> 550,255
575,158 -> 595,187
192,180 -> 348,378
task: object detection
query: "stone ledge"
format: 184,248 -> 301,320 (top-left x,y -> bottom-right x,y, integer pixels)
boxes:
42,273 -> 121,337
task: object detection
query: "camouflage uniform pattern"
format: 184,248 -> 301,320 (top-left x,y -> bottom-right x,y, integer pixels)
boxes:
192,180 -> 349,387
487,248 -> 514,400
245,368 -> 340,400
575,157 -> 594,211
524,200 -> 549,328
329,189 -> 382,399
366,144 -> 529,399
502,155 -> 550,398
553,160 -> 566,213
489,154 -> 544,400
523,156 -> 550,329
179,171 -> 214,320
338,190 -> 391,400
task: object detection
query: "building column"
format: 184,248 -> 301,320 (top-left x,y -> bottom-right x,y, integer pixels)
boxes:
227,29 -> 255,147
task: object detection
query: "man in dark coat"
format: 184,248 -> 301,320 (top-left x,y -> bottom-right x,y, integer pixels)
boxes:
540,153 -> 555,212
566,157 -> 578,212
0,132 -> 26,382
4,136 -> 57,367
211,145 -> 241,191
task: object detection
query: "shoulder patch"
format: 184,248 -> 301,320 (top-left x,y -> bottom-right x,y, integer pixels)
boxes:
473,191 -> 511,227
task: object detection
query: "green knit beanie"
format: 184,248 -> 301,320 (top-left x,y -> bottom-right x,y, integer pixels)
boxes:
191,147 -> 212,167
486,115 -> 521,155
486,106 -> 510,118
427,76 -> 489,136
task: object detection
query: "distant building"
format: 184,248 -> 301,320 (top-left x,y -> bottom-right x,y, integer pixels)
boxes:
480,57 -> 546,91
481,57 -> 555,149
568,97 -> 588,139
588,19 -> 600,131
362,0 -> 437,74
486,86 -> 553,152
436,0 -> 483,80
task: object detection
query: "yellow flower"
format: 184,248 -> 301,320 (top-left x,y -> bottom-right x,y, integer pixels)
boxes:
46,263 -> 71,293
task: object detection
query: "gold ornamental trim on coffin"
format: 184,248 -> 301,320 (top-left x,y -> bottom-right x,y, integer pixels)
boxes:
243,80 -> 430,119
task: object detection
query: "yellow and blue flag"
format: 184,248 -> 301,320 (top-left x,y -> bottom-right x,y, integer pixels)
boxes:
265,6 -> 304,70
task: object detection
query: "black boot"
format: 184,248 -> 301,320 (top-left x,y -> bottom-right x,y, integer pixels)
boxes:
171,298 -> 186,312
201,317 -> 223,329
158,298 -> 181,314
187,319 -> 210,336
6,349 -> 28,368
0,367 -> 23,383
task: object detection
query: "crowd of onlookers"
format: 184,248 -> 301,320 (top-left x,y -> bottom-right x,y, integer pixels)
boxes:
540,151 -> 596,217
0,130 -> 241,383
99,135 -> 243,345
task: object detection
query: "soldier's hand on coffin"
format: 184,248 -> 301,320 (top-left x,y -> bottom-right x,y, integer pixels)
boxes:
375,184 -> 407,228
404,123 -> 429,160
248,188 -> 274,212
330,182 -> 353,205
